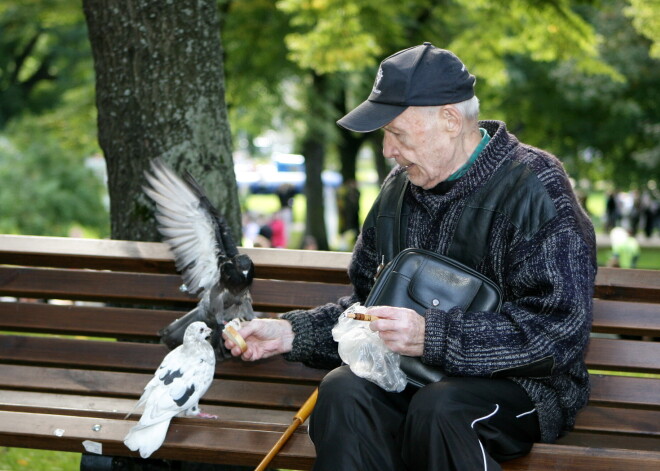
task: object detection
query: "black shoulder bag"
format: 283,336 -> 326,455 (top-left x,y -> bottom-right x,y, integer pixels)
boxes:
363,171 -> 503,387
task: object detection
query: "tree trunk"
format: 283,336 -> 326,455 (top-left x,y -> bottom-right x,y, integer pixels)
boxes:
369,134 -> 390,185
302,129 -> 328,251
83,0 -> 240,242
337,128 -> 366,234
300,73 -> 330,250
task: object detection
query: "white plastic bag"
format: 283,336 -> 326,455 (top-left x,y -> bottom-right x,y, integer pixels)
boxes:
332,303 -> 407,392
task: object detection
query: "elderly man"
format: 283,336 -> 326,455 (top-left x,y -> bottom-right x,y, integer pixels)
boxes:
225,43 -> 596,471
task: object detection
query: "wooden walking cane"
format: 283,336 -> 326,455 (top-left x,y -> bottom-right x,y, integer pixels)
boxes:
223,325 -> 319,471
254,387 -> 319,471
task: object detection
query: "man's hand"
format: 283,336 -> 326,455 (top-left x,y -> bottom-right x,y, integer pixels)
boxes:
223,318 -> 294,361
367,306 -> 425,357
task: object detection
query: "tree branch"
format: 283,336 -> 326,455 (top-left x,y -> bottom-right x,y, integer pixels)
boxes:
10,30 -> 43,84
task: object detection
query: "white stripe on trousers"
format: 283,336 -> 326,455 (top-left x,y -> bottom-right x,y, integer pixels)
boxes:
471,404 -> 500,471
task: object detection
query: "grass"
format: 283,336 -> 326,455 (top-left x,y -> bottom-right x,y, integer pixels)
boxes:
597,246 -> 660,270
0,447 -> 80,471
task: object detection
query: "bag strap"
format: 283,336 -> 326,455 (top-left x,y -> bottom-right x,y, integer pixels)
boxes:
373,171 -> 410,266
375,161 -> 522,270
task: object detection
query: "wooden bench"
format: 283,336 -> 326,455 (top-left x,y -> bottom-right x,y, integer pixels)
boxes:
0,234 -> 659,470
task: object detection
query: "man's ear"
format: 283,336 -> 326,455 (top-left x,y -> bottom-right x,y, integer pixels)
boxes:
443,106 -> 462,134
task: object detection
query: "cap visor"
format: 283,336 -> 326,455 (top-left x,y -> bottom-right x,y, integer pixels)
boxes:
337,100 -> 407,133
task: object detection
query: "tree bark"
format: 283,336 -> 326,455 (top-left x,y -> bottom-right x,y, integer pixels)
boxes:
369,133 -> 390,185
83,0 -> 240,242
302,128 -> 328,251
300,73 -> 330,250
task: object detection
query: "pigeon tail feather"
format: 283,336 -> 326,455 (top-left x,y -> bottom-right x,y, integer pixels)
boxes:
124,419 -> 171,459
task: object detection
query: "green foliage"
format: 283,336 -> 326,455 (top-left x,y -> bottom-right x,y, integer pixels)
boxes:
224,0 -> 629,158
0,0 -> 657,241
493,0 -> 659,188
0,0 -> 106,237
0,0 -> 93,128
625,0 -> 660,58
0,117 -> 108,237
270,0 -> 621,82
222,0 -> 296,137
449,0 -> 622,85
277,0 -> 386,73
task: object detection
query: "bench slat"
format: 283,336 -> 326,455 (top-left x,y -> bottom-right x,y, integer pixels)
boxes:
589,374 -> 660,409
2,298 -> 657,340
0,410 -> 316,469
0,335 -> 327,382
0,235 -> 353,283
0,364 -> 318,410
6,405 -> 658,471
251,279 -> 352,312
591,299 -> 660,336
4,334 -> 658,376
4,390 -> 656,440
594,267 -> 660,303
0,266 -> 194,304
503,443 -> 660,471
573,406 -> 660,436
0,302 -> 175,340
556,431 -> 660,452
2,235 -> 657,298
586,338 -> 660,374
0,390 -> 301,430
1,364 -> 658,414
0,267 -> 351,310
1,335 -> 656,380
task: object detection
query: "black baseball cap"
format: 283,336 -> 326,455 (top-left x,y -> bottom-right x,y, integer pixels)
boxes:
337,42 -> 476,133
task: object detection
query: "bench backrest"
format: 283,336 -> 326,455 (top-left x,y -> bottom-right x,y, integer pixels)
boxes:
0,234 -> 658,454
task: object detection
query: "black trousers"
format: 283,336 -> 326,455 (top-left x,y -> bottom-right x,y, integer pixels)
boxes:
309,366 -> 540,471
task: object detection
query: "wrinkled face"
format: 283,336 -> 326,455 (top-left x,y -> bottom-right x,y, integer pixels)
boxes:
382,106 -> 463,189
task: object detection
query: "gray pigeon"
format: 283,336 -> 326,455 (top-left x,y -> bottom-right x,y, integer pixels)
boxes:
143,158 -> 255,356
124,321 -> 216,459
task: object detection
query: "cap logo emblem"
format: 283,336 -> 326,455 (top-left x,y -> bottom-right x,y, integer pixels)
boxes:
372,67 -> 383,95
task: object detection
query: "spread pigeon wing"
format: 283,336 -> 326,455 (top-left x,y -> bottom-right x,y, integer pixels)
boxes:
143,158 -> 224,296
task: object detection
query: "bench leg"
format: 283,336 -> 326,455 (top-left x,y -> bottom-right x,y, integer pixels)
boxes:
80,454 -> 114,470
80,454 -> 256,471
80,454 -> 175,470
180,465 -> 255,471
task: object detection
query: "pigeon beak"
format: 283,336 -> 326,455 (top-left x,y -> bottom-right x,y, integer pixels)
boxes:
242,269 -> 249,276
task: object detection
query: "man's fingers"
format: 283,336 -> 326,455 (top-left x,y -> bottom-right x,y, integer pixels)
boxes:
241,349 -> 254,361
236,321 -> 258,339
365,306 -> 399,319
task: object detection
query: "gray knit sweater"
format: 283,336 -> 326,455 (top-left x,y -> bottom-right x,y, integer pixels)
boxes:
282,120 -> 597,443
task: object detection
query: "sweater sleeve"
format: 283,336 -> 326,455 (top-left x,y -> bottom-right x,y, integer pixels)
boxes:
422,222 -> 596,378
281,225 -> 380,369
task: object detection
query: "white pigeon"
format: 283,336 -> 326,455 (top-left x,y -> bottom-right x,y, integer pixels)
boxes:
124,321 -> 216,459
142,158 -> 256,357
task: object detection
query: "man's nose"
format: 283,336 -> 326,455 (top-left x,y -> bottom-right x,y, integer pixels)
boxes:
382,134 -> 396,160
